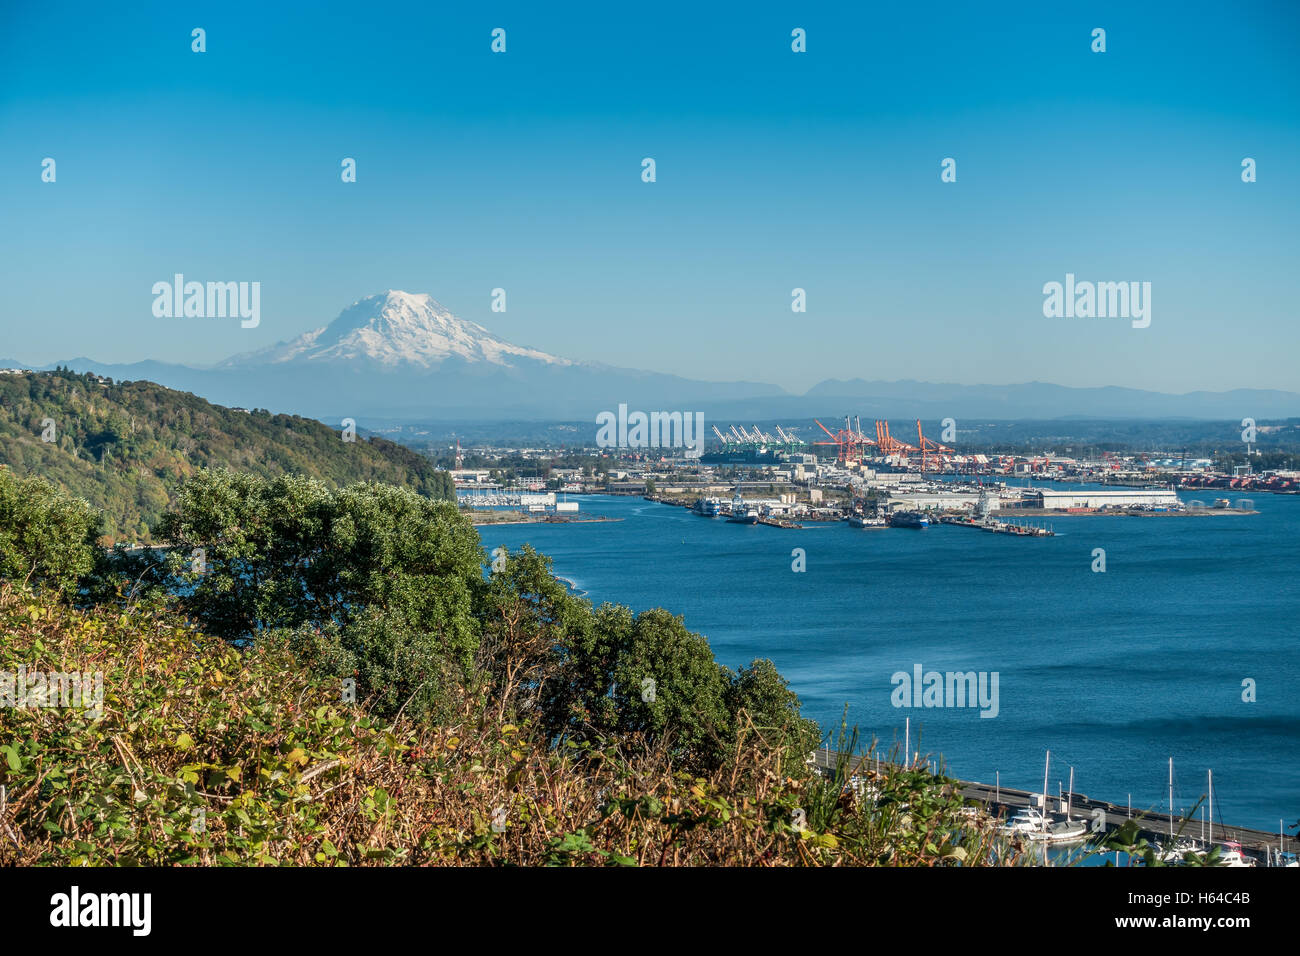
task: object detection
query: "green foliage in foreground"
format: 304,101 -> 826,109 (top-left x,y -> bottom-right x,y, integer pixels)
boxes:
0,470 -> 1245,866
0,467 -> 101,596
0,584 -> 1007,866
150,469 -> 482,661
3,467 -> 820,775
0,369 -> 454,542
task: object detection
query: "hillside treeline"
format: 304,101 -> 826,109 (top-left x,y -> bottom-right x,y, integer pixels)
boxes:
0,369 -> 454,542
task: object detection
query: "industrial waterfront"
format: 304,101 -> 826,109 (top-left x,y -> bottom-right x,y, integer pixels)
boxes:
450,415 -> 1279,529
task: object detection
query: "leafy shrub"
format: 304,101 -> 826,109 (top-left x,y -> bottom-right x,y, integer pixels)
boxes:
152,469 -> 483,664
0,467 -> 100,596
0,583 -> 1011,867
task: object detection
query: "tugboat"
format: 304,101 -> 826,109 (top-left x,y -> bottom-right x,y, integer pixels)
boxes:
692,497 -> 720,517
726,495 -> 759,524
888,510 -> 930,529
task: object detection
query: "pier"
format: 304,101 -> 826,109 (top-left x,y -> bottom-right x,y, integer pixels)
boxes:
809,750 -> 1291,863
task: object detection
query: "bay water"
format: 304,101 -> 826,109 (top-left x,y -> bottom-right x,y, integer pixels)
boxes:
479,490 -> 1299,832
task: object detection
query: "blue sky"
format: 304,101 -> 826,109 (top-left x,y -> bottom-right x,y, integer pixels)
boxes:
1,0 -> 1297,394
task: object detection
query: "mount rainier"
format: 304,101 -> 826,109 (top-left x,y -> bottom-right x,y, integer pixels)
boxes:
21,290 -> 1300,423
41,291 -> 781,421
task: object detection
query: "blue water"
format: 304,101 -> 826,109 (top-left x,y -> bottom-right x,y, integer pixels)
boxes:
479,492 -> 1300,832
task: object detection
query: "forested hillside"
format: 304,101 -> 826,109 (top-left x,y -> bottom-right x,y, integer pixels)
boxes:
0,369 -> 453,542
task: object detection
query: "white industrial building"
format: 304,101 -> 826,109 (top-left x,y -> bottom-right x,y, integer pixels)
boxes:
1027,489 -> 1180,510
886,491 -> 990,512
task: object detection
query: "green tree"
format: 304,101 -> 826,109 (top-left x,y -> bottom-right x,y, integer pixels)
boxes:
153,469 -> 484,671
0,468 -> 101,596
280,604 -> 457,723
726,658 -> 821,765
477,545 -> 591,721
548,604 -> 733,770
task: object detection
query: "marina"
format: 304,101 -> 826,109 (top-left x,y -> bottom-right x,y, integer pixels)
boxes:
808,748 -> 1293,864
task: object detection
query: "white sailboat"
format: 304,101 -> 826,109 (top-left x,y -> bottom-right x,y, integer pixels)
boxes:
1158,757 -> 1204,863
1207,769 -> 1255,867
1276,821 -> 1299,867
1023,751 -> 1086,843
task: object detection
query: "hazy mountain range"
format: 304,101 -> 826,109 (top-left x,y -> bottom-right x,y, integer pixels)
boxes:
8,290 -> 1300,423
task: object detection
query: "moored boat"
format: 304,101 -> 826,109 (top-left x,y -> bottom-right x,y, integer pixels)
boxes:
848,512 -> 886,528
1157,758 -> 1206,863
888,510 -> 930,528
1001,807 -> 1047,834
1159,839 -> 1206,863
1204,771 -> 1255,865
726,495 -> 758,524
692,497 -> 720,517
1215,841 -> 1256,867
1027,819 -> 1088,844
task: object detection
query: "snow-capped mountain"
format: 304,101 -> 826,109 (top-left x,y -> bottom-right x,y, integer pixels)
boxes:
44,291 -> 784,421
221,291 -> 571,369
40,290 -> 1294,424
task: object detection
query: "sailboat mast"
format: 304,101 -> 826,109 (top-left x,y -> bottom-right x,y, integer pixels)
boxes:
1208,769 -> 1213,844
1169,757 -> 1174,842
1042,750 -> 1050,833
1067,767 -> 1074,821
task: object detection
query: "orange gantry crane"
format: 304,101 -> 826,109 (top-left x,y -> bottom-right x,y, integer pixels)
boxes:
814,417 -> 955,469
915,420 -> 955,473
874,420 -> 917,457
815,416 -> 875,465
